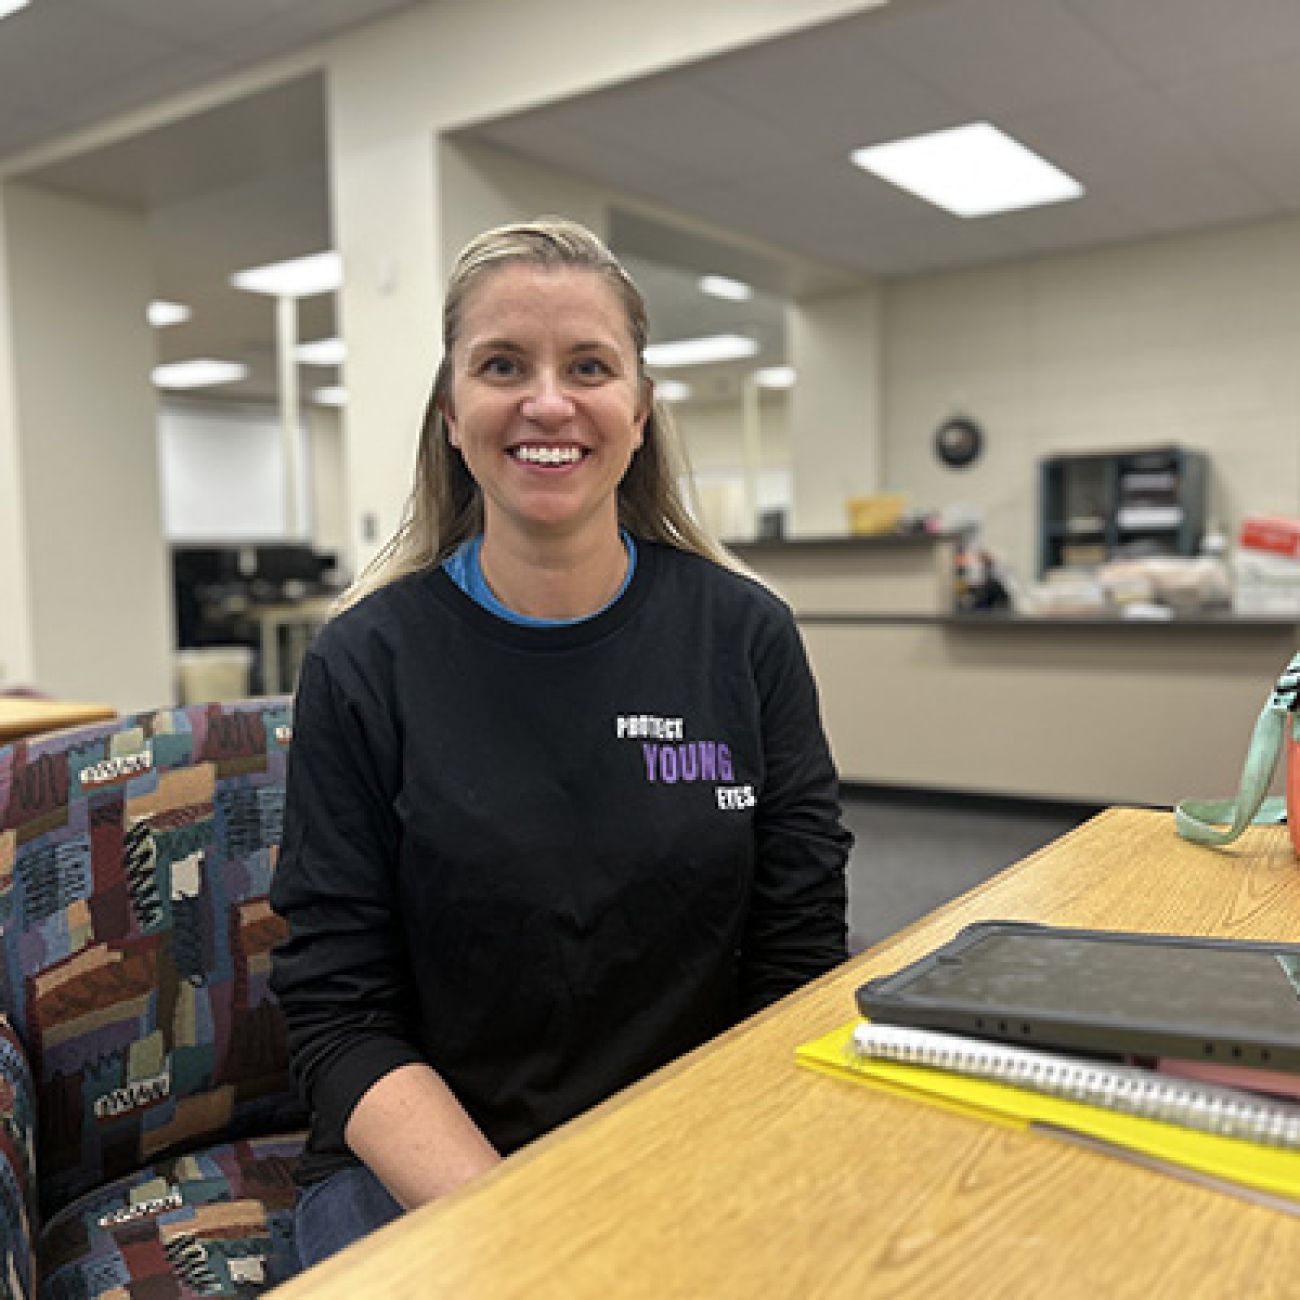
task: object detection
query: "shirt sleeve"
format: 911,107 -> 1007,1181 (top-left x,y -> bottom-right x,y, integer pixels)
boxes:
269,642 -> 425,1152
738,608 -> 852,1017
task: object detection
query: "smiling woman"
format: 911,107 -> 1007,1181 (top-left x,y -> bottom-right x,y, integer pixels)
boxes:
268,216 -> 853,1269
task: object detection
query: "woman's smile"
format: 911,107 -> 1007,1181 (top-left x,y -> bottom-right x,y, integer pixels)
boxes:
507,442 -> 590,468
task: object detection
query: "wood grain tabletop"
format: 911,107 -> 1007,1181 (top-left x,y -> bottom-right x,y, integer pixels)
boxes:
273,809 -> 1300,1299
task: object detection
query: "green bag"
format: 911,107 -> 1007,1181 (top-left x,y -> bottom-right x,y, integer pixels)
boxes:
1175,650 -> 1300,854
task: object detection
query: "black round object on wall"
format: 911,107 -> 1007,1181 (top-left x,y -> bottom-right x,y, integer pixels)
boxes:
934,416 -> 984,468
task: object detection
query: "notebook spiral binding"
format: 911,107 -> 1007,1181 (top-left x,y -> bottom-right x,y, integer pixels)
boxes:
849,1023 -> 1300,1151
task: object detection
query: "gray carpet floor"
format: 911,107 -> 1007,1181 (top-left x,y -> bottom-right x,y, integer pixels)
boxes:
840,787 -> 1102,953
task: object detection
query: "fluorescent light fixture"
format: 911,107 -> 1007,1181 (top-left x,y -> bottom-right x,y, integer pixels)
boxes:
231,250 -> 342,297
295,337 -> 347,366
850,122 -> 1083,218
151,359 -> 248,390
698,274 -> 753,302
312,386 -> 348,407
0,1 -> 31,20
644,334 -> 759,368
754,365 -> 796,390
147,300 -> 191,328
655,379 -> 692,403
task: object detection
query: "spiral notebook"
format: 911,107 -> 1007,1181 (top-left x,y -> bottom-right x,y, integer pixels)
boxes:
796,1019 -> 1300,1204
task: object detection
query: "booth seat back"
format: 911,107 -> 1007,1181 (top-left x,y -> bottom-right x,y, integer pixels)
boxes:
0,699 -> 306,1220
0,1016 -> 37,1299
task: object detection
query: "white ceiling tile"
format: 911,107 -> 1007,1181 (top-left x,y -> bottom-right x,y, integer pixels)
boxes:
0,6 -> 194,108
687,15 -> 970,155
468,111 -> 708,195
1157,55 -> 1300,207
87,0 -> 421,53
32,76 -> 326,210
985,194 -> 1162,263
86,0 -> 300,48
567,80 -> 804,184
1002,88 -> 1274,217
864,0 -> 1143,116
1065,0 -> 1300,82
0,103 -> 62,159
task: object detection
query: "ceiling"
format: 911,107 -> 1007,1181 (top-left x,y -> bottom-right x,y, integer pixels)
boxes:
10,0 -> 1300,403
0,0 -> 427,160
469,0 -> 1300,279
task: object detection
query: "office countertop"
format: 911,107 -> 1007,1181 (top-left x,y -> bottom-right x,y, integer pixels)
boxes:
729,532 -> 958,549
0,698 -> 116,744
793,609 -> 1300,628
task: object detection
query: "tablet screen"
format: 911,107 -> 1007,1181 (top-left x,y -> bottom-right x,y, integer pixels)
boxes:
875,931 -> 1300,1040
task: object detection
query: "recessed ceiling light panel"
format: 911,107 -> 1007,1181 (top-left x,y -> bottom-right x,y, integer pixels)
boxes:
312,386 -> 348,407
152,360 -> 248,390
698,274 -> 753,302
851,122 -> 1083,218
0,1 -> 31,20
643,334 -> 759,368
295,337 -> 347,366
147,300 -> 191,328
655,379 -> 692,403
231,251 -> 342,298
754,365 -> 796,390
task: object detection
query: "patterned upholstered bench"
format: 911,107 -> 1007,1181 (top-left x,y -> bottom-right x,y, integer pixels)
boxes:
0,699 -> 307,1298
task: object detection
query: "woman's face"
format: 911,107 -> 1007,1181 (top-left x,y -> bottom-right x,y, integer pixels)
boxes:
443,263 -> 650,548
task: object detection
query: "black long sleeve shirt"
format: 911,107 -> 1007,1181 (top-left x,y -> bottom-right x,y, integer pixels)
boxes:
269,541 -> 851,1185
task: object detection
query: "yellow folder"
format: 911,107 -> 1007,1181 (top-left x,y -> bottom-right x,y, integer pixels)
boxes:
796,1020 -> 1300,1204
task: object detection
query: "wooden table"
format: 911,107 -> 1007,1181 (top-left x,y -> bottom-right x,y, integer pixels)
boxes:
274,810 -> 1300,1298
0,697 -> 116,744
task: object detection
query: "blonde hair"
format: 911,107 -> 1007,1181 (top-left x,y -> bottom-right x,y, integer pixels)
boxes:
338,216 -> 738,612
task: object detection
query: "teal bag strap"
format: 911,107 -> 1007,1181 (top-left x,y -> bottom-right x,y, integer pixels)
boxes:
1175,651 -> 1300,845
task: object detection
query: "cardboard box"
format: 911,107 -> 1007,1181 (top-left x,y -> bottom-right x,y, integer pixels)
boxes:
1233,547 -> 1300,616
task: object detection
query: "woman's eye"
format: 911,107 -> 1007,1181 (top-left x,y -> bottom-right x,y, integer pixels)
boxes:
479,355 -> 520,378
573,356 -> 612,380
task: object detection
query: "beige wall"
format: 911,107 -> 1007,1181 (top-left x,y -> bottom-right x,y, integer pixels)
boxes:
438,137 -> 610,273
0,193 -> 33,689
882,216 -> 1300,584
306,405 -> 349,569
677,392 -> 791,473
1,181 -> 171,710
789,284 -> 884,536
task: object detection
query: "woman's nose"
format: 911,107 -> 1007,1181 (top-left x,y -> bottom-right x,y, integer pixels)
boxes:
520,371 -> 575,425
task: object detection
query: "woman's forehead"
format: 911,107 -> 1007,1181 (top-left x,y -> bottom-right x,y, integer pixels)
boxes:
458,263 -> 635,347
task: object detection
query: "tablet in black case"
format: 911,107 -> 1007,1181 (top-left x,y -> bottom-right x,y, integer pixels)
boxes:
857,921 -> 1300,1071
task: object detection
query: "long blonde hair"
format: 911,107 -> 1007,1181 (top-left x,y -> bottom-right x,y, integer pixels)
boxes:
338,216 -> 737,612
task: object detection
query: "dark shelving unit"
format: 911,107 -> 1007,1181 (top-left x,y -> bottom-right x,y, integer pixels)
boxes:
1038,445 -> 1207,576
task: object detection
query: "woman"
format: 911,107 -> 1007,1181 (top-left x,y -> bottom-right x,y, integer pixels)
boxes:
270,217 -> 852,1267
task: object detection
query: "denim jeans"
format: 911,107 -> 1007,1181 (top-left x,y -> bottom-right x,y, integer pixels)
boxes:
295,1164 -> 405,1270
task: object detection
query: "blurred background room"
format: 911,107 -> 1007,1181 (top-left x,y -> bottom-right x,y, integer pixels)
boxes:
3,0 -> 1299,933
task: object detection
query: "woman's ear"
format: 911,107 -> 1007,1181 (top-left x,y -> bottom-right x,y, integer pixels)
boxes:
633,379 -> 652,450
440,398 -> 460,449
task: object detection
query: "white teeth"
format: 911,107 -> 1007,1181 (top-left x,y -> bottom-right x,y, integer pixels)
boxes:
513,445 -> 584,465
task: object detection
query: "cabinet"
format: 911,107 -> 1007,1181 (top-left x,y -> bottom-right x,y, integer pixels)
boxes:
1038,445 -> 1207,575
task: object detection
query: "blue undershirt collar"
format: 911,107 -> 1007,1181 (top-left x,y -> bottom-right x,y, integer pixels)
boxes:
443,531 -> 637,627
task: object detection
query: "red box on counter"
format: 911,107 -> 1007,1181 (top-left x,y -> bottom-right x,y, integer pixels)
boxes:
1238,514 -> 1300,559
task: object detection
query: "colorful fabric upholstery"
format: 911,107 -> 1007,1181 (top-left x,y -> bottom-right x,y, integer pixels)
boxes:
38,1132 -> 302,1300
0,1016 -> 38,1300
0,699 -> 308,1293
